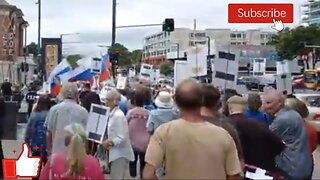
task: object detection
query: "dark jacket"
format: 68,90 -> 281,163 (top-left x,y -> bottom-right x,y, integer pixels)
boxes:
0,96 -> 5,139
228,113 -> 285,172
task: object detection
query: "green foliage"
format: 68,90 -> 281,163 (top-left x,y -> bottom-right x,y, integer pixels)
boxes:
159,61 -> 173,76
271,25 -> 320,59
66,54 -> 82,68
109,43 -> 131,68
27,42 -> 38,57
131,49 -> 143,65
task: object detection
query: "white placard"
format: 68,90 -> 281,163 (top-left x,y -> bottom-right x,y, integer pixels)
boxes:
91,57 -> 101,74
86,104 -> 110,143
276,73 -> 292,94
213,49 -> 240,90
140,63 -> 153,79
42,81 -> 51,94
186,45 -> 208,77
276,60 -> 290,75
174,60 -> 192,87
253,58 -> 266,76
116,76 -> 127,89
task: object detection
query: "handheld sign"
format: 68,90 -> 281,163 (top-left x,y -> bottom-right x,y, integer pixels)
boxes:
213,50 -> 239,90
91,57 -> 102,74
276,73 -> 292,94
86,104 -> 110,143
252,58 -> 266,76
116,76 -> 127,90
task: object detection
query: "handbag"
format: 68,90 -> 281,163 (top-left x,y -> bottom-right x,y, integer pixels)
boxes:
93,108 -> 115,174
94,144 -> 110,174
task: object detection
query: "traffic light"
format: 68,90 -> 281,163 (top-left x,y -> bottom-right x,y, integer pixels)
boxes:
162,18 -> 174,32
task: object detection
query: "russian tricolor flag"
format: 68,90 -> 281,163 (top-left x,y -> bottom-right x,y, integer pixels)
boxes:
47,59 -> 72,96
99,54 -> 111,82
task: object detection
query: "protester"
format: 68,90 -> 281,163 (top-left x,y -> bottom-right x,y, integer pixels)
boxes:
0,95 -> 5,178
1,78 -> 12,98
221,89 -> 242,116
200,84 -> 244,165
24,95 -> 51,173
244,93 -> 271,126
127,91 -> 150,179
226,95 -> 285,173
45,82 -> 89,155
263,90 -> 313,179
101,89 -> 134,179
40,123 -> 104,179
143,79 -> 241,179
285,97 -> 318,176
117,89 -> 129,115
80,90 -> 101,112
146,91 -> 179,134
79,82 -> 91,100
142,87 -> 156,111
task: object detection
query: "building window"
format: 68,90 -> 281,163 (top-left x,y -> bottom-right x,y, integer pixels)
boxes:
195,32 -> 206,38
243,42 -> 247,45
167,49 -> 170,52
260,34 -> 265,39
261,42 -> 265,45
189,41 -> 195,46
242,33 -> 247,39
237,42 -> 241,45
237,33 -> 241,38
240,50 -> 247,56
190,33 -> 194,38
231,42 -> 237,45
230,33 -> 236,39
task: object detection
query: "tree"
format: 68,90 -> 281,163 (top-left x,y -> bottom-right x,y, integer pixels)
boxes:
27,42 -> 38,57
271,25 -> 320,60
159,61 -> 173,76
131,49 -> 143,65
109,43 -> 132,68
66,54 -> 82,68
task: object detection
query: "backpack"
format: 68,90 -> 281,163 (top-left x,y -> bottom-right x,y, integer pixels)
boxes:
29,119 -> 47,157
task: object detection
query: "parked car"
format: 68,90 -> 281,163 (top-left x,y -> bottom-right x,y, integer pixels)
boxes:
295,93 -> 320,132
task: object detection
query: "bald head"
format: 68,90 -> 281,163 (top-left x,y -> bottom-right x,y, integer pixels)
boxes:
262,89 -> 285,117
175,79 -> 202,111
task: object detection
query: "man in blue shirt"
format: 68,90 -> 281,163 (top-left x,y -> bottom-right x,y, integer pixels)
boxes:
244,93 -> 271,126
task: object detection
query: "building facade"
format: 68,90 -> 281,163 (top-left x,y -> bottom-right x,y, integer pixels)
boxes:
142,28 -> 274,65
0,0 -> 28,83
301,0 -> 320,25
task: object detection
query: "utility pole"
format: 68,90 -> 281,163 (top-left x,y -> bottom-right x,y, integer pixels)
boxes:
37,0 -> 42,81
111,0 -> 117,80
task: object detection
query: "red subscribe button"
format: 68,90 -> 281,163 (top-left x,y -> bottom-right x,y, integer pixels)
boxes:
228,4 -> 294,23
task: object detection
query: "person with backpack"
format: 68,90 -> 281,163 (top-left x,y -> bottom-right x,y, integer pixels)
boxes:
24,95 -> 51,179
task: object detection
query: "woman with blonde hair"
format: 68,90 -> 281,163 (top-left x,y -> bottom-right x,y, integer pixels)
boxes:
40,123 -> 104,179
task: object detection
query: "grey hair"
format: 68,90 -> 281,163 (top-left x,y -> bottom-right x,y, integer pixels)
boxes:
60,82 -> 79,100
105,89 -> 121,105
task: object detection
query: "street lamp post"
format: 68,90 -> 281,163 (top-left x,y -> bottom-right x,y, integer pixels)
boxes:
206,36 -> 212,83
111,0 -> 117,80
36,0 -> 41,81
24,23 -> 29,84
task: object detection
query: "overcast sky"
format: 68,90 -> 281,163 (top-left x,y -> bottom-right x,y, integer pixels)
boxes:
8,0 -> 303,55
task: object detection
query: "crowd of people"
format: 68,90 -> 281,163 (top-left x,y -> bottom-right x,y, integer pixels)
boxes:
0,78 -> 318,179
